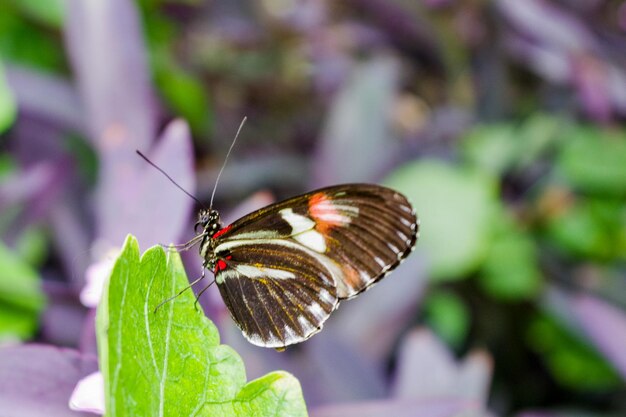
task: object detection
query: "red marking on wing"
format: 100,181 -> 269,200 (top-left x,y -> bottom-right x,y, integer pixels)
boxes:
215,259 -> 228,273
309,192 -> 346,234
213,224 -> 232,239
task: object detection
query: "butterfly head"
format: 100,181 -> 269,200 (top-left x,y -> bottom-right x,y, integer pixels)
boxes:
195,208 -> 221,236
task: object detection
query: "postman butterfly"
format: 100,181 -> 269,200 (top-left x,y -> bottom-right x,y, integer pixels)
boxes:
139,121 -> 419,349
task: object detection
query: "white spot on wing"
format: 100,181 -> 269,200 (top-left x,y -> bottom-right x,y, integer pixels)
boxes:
374,256 -> 386,268
294,230 -> 326,253
236,264 -> 295,280
309,302 -> 326,321
283,325 -> 298,343
226,230 -> 280,240
280,208 -> 315,234
215,269 -> 239,283
397,230 -> 408,240
318,289 -> 334,305
298,315 -> 314,332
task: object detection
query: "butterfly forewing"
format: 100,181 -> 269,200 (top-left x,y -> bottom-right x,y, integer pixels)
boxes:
210,184 -> 419,348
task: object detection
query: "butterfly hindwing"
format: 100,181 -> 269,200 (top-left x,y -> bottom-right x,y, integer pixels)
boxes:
211,184 -> 419,348
215,241 -> 339,347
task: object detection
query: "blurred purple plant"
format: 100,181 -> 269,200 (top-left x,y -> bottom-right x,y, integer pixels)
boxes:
569,293 -> 626,379
310,328 -> 494,417
2,0 -> 196,413
64,0 -> 196,254
497,0 -> 626,122
0,345 -> 97,417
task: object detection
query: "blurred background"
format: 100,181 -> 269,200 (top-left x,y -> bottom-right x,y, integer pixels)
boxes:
1,0 -> 626,416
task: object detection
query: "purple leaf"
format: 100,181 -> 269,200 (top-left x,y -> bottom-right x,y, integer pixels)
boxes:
312,55 -> 401,186
497,0 -> 626,119
64,0 -> 156,149
94,119 -> 195,250
301,334 -> 386,404
49,201 -> 93,288
497,0 -> 595,52
0,161 -> 70,246
4,64 -> 84,132
0,344 -> 97,417
41,281 -> 89,347
572,294 -> 626,380
311,398 -> 482,417
391,329 -> 493,405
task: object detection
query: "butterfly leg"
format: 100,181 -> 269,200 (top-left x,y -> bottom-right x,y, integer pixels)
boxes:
160,234 -> 205,253
193,276 -> 216,311
153,268 -> 206,314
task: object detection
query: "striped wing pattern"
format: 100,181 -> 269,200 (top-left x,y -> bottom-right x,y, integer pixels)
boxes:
212,184 -> 419,348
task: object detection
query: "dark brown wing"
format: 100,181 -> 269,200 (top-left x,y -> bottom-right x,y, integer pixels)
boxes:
214,240 -> 340,348
212,184 -> 419,347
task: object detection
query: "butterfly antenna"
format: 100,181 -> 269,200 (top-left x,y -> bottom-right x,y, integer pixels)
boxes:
136,150 -> 205,208
209,116 -> 247,210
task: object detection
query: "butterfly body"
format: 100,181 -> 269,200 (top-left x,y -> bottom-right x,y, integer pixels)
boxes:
196,183 -> 419,349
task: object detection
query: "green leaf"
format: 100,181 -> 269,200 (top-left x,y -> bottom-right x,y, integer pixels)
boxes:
0,61 -> 17,133
527,313 -> 621,390
513,113 -> 563,169
97,235 -> 308,417
462,123 -> 518,175
14,227 -> 48,269
478,214 -> 543,300
155,59 -> 213,137
557,126 -> 626,195
461,114 -> 562,175
385,159 -> 499,280
0,241 -> 45,341
11,0 -> 65,27
545,198 -> 626,260
423,291 -> 469,348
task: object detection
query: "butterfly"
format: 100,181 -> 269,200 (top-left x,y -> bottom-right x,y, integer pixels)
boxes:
193,183 -> 419,349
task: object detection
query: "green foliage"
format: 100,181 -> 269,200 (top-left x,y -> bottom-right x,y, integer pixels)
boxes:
386,159 -> 499,280
478,214 -> 543,300
0,5 -> 66,71
462,114 -> 562,175
97,236 -> 308,417
544,197 -> 626,260
423,291 -> 469,348
557,127 -> 626,195
0,241 -> 45,341
14,227 -> 48,269
527,313 -> 621,391
0,62 -> 16,133
0,154 -> 17,178
10,0 -> 65,27
155,62 -> 213,137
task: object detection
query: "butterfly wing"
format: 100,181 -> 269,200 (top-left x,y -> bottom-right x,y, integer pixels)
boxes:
212,183 -> 419,348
